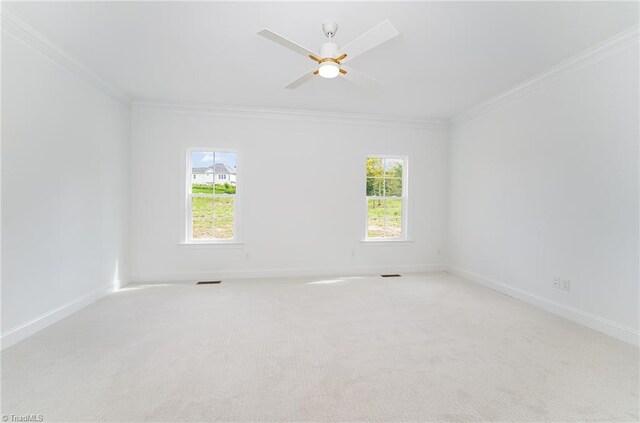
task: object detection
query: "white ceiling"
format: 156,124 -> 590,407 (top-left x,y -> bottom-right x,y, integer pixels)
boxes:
5,1 -> 638,120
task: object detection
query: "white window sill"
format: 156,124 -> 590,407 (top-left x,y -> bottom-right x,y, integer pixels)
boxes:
360,239 -> 414,246
178,241 -> 244,249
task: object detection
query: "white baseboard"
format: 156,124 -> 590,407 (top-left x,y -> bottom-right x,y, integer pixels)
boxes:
444,265 -> 639,346
1,284 -> 116,350
130,263 -> 446,283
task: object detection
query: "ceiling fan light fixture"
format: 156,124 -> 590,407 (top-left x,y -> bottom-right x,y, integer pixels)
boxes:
318,61 -> 340,78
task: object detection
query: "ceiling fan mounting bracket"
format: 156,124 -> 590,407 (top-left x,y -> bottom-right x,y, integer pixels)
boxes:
322,21 -> 338,38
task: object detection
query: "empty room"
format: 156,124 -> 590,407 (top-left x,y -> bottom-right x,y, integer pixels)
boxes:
1,1 -> 638,422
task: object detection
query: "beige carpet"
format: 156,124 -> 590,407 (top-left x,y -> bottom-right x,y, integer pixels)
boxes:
2,272 -> 638,422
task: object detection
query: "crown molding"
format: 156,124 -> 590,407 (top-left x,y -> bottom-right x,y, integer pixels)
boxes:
1,8 -> 130,106
132,100 -> 449,129
452,24 -> 640,125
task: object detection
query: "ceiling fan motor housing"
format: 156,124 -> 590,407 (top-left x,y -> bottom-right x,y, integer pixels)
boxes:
320,42 -> 339,58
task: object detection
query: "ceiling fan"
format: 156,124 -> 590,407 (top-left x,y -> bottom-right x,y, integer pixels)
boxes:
258,20 -> 399,89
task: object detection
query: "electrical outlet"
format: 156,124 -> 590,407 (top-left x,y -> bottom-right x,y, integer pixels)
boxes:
553,277 -> 571,291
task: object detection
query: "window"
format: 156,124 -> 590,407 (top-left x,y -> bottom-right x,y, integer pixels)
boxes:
187,149 -> 238,242
365,156 -> 407,239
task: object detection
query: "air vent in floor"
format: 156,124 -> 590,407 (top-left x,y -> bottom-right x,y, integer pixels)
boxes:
197,280 -> 222,285
380,274 -> 401,278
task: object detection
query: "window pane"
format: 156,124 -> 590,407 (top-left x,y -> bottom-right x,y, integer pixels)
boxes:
192,196 -> 213,219
367,199 -> 385,238
214,219 -> 234,240
366,157 -> 383,178
214,197 -> 234,239
384,199 -> 402,238
215,183 -> 236,194
366,177 -> 384,196
384,158 -> 403,178
191,151 -> 214,191
193,218 -> 213,239
214,152 -> 238,194
214,197 -> 234,219
385,177 -> 402,197
367,199 -> 403,239
192,196 -> 213,239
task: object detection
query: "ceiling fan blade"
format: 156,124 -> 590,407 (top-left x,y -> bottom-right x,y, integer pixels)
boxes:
285,71 -> 317,89
337,20 -> 399,63
340,65 -> 382,88
258,29 -> 317,58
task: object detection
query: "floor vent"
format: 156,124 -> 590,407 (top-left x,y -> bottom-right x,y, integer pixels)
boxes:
381,274 -> 401,278
197,280 -> 222,285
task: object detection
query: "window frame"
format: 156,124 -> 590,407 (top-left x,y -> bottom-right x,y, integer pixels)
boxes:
364,154 -> 409,242
184,147 -> 242,245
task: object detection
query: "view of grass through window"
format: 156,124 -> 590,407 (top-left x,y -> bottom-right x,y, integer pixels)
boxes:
366,157 -> 404,238
190,150 -> 237,240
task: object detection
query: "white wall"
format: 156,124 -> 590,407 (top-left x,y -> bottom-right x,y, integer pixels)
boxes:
130,106 -> 448,281
447,43 -> 639,341
1,31 -> 131,346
